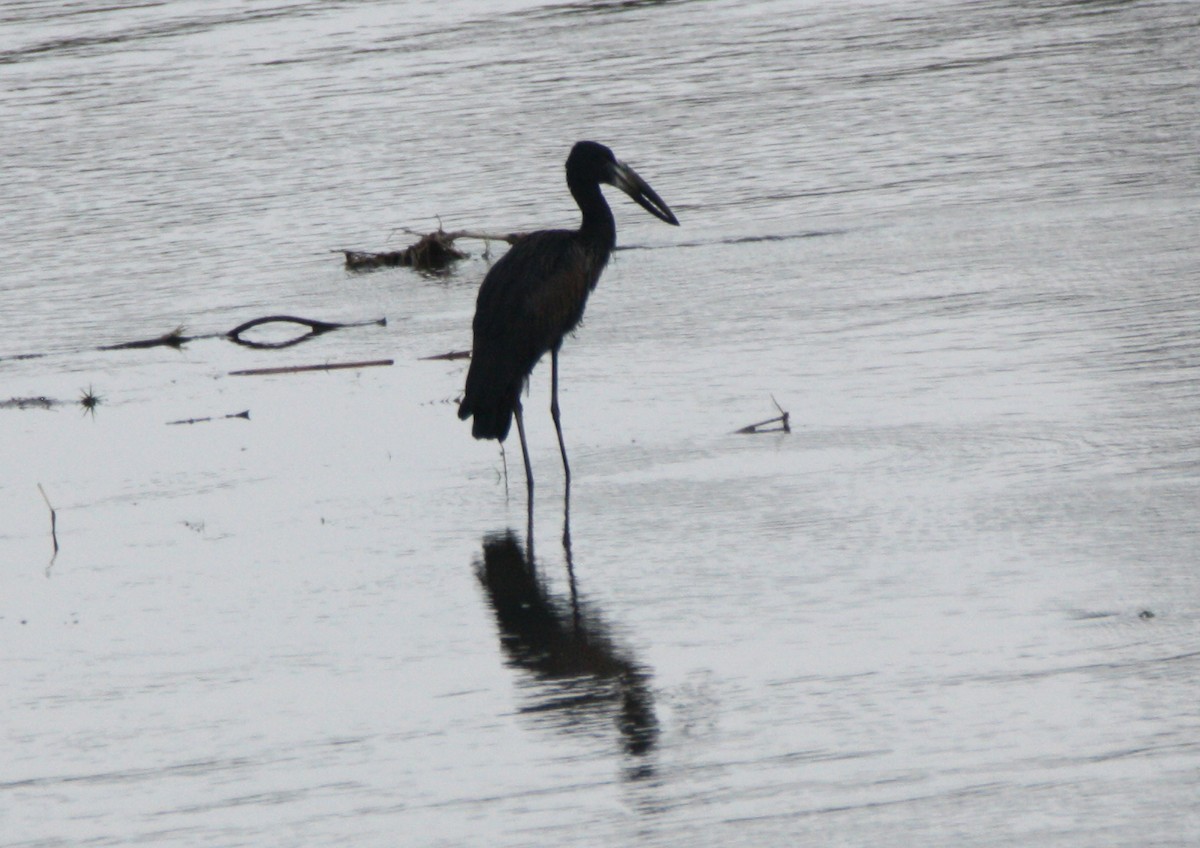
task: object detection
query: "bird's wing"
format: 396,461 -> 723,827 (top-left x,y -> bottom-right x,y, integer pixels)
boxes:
472,230 -> 592,348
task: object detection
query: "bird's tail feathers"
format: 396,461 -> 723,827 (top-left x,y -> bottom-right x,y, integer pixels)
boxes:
459,359 -> 521,442
464,403 -> 514,441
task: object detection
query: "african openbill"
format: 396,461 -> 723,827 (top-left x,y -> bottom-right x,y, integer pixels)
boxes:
457,141 -> 679,497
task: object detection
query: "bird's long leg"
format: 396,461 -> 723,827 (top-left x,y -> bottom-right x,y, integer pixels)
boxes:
499,443 -> 509,501
513,397 -> 534,501
550,348 -> 571,488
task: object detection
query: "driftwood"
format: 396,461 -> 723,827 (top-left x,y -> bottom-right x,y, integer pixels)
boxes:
228,358 -> 394,377
342,227 -> 524,272
735,396 -> 791,434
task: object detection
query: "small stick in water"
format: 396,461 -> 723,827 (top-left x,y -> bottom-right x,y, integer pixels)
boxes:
166,410 -> 251,426
37,483 -> 58,555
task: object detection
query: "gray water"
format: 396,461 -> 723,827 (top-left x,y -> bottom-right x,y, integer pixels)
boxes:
2,1 -> 1199,845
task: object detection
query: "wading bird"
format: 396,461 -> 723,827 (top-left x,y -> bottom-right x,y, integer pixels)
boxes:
458,141 -> 679,498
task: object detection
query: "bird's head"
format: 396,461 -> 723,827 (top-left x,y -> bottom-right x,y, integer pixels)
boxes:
567,141 -> 679,226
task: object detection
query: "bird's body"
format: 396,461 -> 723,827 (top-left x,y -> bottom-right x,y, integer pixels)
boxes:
462,229 -> 609,441
457,141 -> 678,495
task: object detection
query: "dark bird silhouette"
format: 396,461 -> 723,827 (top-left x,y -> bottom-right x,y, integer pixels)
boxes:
458,141 -> 679,497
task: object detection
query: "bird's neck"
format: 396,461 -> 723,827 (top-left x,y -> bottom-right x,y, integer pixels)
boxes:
570,179 -> 616,252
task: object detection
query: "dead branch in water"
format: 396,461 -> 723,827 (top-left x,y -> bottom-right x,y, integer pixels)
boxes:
95,315 -> 385,353
735,395 -> 791,434
226,315 -> 386,349
342,226 -> 524,272
229,358 -> 394,377
419,349 -> 472,361
38,484 -> 59,556
166,410 -> 251,426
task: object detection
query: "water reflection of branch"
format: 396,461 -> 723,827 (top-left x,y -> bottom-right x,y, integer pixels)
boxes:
475,531 -> 658,761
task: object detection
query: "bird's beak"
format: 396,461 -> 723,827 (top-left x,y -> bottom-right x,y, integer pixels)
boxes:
610,160 -> 680,226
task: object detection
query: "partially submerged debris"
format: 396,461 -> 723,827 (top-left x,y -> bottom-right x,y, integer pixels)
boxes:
342,227 -> 523,272
735,396 -> 791,434
343,230 -> 467,272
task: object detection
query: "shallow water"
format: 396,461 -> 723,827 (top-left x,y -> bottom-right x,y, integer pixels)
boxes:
3,1 -> 1199,845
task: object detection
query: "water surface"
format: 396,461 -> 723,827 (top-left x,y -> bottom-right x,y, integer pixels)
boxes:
2,1 -> 1199,845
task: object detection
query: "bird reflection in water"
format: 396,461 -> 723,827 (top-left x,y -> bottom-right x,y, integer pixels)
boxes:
475,524 -> 658,764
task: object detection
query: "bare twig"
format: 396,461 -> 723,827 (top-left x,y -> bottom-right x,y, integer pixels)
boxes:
167,410 -> 251,426
229,359 -> 394,377
37,484 -> 58,555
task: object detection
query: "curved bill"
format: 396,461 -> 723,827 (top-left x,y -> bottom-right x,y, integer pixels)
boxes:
609,160 -> 680,226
